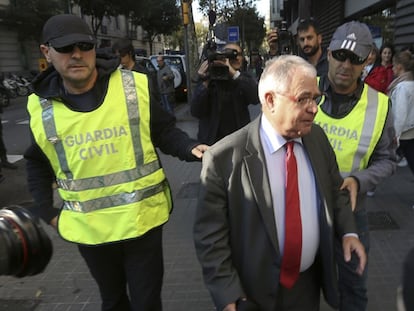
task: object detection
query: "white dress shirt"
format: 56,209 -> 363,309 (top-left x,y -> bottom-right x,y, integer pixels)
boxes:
260,115 -> 319,271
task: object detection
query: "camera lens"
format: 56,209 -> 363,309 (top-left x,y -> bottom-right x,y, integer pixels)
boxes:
0,206 -> 53,277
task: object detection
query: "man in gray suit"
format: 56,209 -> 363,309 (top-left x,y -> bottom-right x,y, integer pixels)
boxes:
194,55 -> 366,311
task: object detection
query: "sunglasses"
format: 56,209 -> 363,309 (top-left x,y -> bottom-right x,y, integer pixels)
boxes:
49,42 -> 95,54
331,50 -> 367,65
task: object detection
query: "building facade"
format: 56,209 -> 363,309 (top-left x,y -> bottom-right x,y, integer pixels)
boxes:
269,0 -> 414,51
0,1 -> 165,74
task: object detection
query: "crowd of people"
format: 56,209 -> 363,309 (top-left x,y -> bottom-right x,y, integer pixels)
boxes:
0,11 -> 412,311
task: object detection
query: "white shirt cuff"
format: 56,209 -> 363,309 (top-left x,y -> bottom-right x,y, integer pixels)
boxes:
232,70 -> 241,80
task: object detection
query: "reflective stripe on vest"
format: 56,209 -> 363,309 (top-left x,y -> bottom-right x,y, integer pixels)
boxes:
27,69 -> 172,244
314,84 -> 389,176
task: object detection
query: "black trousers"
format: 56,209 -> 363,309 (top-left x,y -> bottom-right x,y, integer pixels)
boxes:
0,115 -> 7,159
78,226 -> 164,311
399,139 -> 414,175
275,263 -> 320,311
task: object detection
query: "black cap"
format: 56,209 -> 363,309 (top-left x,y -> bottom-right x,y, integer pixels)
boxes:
328,21 -> 373,60
42,14 -> 96,48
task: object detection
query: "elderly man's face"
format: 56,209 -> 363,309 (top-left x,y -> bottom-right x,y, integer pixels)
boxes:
264,69 -> 320,139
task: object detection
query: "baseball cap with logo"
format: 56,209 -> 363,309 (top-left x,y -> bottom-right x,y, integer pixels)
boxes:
328,21 -> 373,60
42,14 -> 96,48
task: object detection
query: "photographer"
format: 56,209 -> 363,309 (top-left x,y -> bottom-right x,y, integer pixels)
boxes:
267,18 -> 328,76
190,43 -> 259,145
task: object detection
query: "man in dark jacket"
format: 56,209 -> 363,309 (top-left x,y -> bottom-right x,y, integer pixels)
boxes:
0,104 -> 17,171
112,38 -> 160,103
25,14 -> 207,311
190,43 -> 259,145
156,55 -> 176,114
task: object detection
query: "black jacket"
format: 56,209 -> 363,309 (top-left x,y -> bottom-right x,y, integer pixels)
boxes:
190,72 -> 259,145
25,53 -> 199,223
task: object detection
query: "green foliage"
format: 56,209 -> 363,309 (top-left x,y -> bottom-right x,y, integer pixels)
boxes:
195,0 -> 264,53
129,0 -> 181,54
166,28 -> 184,51
360,8 -> 395,45
72,0 -> 123,34
198,0 -> 256,19
3,0 -> 66,41
228,7 -> 265,52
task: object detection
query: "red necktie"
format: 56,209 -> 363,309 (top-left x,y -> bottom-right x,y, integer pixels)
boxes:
280,141 -> 302,289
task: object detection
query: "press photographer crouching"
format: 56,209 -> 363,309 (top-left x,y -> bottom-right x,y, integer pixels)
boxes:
190,43 -> 260,145
0,205 -> 52,277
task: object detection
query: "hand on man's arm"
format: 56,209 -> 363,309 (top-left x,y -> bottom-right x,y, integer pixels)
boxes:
340,176 -> 359,211
191,144 -> 209,159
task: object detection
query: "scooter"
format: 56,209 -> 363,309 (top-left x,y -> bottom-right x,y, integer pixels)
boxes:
0,79 -> 11,107
2,73 -> 32,97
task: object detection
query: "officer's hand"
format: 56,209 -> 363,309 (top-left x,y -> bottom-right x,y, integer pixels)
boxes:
340,177 -> 358,211
222,302 -> 236,311
192,144 -> 209,159
50,216 -> 58,229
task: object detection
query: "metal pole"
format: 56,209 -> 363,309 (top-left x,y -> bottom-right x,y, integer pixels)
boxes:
67,0 -> 72,14
183,25 -> 192,103
182,0 -> 192,103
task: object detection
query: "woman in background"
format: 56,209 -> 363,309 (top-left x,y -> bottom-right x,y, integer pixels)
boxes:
361,44 -> 379,82
365,43 -> 395,93
388,50 -> 414,175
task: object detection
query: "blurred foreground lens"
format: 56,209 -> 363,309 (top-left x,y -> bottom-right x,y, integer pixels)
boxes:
0,206 -> 53,277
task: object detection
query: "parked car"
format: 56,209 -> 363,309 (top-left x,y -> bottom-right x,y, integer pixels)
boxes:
134,56 -> 159,96
135,56 -> 157,76
149,54 -> 187,102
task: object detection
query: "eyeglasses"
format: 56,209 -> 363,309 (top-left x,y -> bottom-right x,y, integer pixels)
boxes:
275,91 -> 323,107
331,50 -> 367,65
49,42 -> 95,54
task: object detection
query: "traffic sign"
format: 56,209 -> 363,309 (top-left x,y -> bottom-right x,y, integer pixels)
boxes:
228,26 -> 239,42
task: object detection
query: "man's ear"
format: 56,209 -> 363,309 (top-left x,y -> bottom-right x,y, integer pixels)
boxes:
317,34 -> 322,45
327,50 -> 332,61
263,92 -> 276,112
40,44 -> 52,63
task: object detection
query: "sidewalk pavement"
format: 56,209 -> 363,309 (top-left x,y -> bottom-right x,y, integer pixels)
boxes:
1,103 -> 414,311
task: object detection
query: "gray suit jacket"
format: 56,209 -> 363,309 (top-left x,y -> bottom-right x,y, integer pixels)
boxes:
194,116 -> 357,311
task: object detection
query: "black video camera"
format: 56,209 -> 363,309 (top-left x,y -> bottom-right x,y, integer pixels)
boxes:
207,47 -> 239,62
199,9 -> 239,81
207,46 -> 239,80
202,40 -> 239,81
277,21 -> 294,55
0,205 -> 53,277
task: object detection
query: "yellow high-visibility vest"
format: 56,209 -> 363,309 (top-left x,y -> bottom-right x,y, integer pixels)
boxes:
27,70 -> 172,245
314,84 -> 389,176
